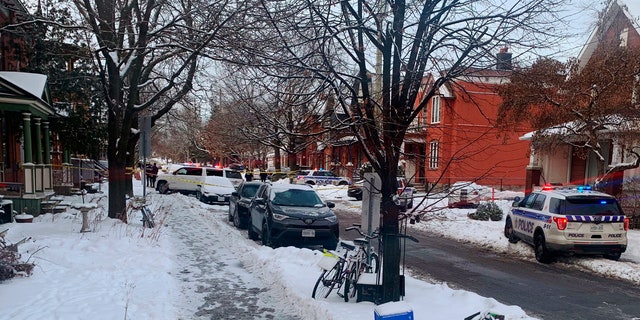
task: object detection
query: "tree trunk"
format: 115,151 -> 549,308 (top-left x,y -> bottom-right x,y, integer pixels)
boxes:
381,196 -> 401,302
107,161 -> 128,222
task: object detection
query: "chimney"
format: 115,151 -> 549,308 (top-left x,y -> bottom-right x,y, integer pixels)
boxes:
496,47 -> 512,70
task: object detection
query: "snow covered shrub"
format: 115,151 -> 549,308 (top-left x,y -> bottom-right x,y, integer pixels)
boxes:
468,202 -> 503,221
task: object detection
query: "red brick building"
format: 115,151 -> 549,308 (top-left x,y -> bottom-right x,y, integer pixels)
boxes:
422,62 -> 531,191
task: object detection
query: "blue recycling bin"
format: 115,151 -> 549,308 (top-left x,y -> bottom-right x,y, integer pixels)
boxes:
374,301 -> 414,320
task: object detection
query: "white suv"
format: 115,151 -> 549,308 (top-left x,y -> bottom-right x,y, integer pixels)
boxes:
156,166 -> 242,194
504,185 -> 629,263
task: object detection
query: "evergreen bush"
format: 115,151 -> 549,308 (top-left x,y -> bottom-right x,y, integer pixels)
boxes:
468,202 -> 503,221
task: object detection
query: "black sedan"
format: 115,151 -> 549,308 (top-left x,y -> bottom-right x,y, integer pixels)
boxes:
248,183 -> 339,250
347,180 -> 363,200
228,181 -> 264,229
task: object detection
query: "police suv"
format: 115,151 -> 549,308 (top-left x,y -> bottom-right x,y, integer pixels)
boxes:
294,169 -> 350,186
504,185 -> 629,263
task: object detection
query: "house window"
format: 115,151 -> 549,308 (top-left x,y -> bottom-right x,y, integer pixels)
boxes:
431,96 -> 441,123
429,140 -> 439,169
620,27 -> 629,47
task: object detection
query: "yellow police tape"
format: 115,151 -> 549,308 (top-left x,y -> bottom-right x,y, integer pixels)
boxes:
49,164 -> 355,191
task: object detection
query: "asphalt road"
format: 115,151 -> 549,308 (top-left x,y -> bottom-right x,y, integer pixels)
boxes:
335,206 -> 640,320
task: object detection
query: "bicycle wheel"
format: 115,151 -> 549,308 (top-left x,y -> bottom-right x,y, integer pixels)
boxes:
312,261 -> 342,299
343,263 -> 358,302
368,252 -> 380,274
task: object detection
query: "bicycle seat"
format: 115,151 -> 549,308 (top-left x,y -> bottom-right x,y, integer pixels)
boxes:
339,241 -> 356,251
354,238 -> 369,247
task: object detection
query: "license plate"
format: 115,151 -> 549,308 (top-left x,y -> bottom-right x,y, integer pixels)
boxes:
591,225 -> 604,232
218,196 -> 225,202
302,229 -> 315,237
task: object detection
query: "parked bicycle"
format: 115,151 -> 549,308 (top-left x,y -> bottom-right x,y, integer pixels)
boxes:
312,241 -> 355,300
131,197 -> 155,228
312,224 -> 380,302
342,224 -> 380,302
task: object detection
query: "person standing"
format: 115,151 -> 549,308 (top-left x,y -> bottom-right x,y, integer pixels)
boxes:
150,163 -> 159,187
145,164 -> 153,187
259,170 -> 268,182
245,170 -> 253,181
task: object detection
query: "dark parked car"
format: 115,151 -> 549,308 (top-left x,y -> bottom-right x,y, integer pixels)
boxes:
347,180 -> 364,200
248,183 -> 339,249
228,181 -> 264,229
347,177 -> 414,211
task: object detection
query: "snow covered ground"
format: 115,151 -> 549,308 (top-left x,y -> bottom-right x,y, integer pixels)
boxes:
0,179 -> 638,320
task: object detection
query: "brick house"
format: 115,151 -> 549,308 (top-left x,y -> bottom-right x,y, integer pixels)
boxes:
422,50 -> 532,191
522,0 -> 640,225
291,50 -> 532,189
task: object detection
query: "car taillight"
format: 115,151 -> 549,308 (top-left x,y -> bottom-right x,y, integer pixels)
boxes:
624,217 -> 630,231
553,217 -> 568,230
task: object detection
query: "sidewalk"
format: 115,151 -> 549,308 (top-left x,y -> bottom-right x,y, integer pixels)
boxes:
167,198 -> 302,320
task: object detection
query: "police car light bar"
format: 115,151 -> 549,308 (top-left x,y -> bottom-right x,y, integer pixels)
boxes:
541,184 -> 593,192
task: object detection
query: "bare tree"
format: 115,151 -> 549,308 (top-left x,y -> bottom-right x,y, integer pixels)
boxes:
234,0 -> 566,302
69,0 -> 252,220
497,45 -> 640,190
216,65 -> 334,171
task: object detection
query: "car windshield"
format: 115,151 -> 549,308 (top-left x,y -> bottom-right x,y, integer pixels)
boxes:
551,197 -> 623,216
270,189 -> 324,207
241,185 -> 260,198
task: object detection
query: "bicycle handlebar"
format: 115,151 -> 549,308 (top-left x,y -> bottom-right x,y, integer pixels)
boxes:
345,224 -> 378,239
345,224 -> 419,243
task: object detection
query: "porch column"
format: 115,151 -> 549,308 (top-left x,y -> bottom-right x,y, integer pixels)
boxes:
22,113 -> 33,163
525,146 -> 542,195
63,150 -> 72,186
22,113 -> 35,195
42,121 -> 53,191
33,118 -> 44,192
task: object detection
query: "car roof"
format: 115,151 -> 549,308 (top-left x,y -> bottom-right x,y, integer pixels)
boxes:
269,183 -> 315,191
538,189 -> 614,199
203,175 -> 235,187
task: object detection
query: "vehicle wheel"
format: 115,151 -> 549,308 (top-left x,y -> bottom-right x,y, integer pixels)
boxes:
355,195 -> 362,201
248,224 -> 259,240
233,208 -> 245,229
262,221 -> 276,248
312,262 -> 341,299
534,233 -> 553,263
604,252 -> 622,261
338,181 -> 348,186
196,190 -> 204,203
504,218 -> 519,244
306,181 -> 315,186
157,181 -> 169,194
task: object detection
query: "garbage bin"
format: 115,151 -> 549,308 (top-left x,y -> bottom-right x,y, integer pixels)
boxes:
374,301 -> 414,320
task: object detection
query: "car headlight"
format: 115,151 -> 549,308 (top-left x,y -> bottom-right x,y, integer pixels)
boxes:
324,215 -> 337,223
272,213 -> 289,221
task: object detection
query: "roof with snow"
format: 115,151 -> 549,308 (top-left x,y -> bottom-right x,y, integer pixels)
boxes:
0,71 -> 54,118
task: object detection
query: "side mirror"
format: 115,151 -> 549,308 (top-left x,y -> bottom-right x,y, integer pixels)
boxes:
512,196 -> 521,207
326,201 -> 335,208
